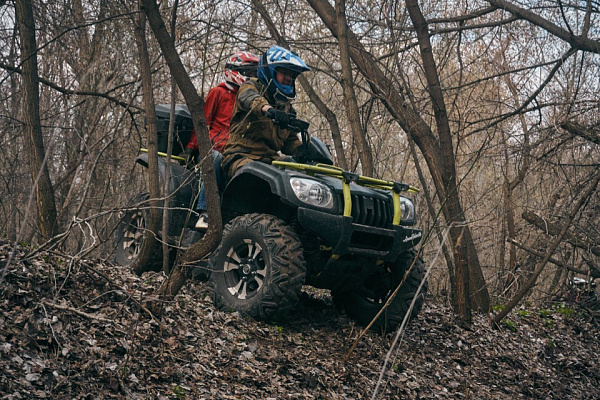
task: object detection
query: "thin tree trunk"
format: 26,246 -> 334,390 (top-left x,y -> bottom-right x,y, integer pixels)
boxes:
131,3 -> 161,276
7,24 -> 19,243
335,0 -> 373,176
501,73 -> 531,291
162,0 -> 180,275
408,140 -> 455,290
141,0 -> 222,300
407,0 -> 470,320
16,0 -> 58,241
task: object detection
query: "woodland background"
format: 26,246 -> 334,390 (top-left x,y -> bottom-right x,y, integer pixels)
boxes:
1,0 -> 600,319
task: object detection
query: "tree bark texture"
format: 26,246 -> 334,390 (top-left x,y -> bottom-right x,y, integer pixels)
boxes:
16,0 -> 58,241
335,0 -> 374,176
131,7 -> 162,277
405,0 -> 472,320
141,0 -> 222,299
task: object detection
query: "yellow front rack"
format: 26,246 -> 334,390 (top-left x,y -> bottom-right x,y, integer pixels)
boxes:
272,161 -> 419,226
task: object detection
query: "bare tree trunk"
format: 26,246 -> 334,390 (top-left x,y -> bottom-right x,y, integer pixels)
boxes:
404,0 -> 475,320
7,24 -> 19,243
251,0 -> 348,170
501,73 -> 531,292
307,0 -> 490,318
131,3 -> 162,277
335,0 -> 373,176
16,0 -> 58,241
400,56 -> 457,290
141,0 -> 222,300
408,140 -> 456,289
162,0 -> 180,275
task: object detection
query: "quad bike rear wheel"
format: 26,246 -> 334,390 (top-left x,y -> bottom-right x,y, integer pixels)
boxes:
210,213 -> 306,321
113,192 -> 168,271
335,249 -> 428,332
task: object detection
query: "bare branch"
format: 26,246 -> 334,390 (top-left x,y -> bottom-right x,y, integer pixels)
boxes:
487,0 -> 600,53
0,62 -> 142,112
561,121 -> 600,145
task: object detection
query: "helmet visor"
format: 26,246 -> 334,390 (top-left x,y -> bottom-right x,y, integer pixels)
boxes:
226,63 -> 258,78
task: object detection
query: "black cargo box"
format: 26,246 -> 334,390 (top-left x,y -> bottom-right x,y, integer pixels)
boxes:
154,104 -> 194,154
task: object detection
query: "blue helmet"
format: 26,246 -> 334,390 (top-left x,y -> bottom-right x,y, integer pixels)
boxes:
257,45 -> 310,104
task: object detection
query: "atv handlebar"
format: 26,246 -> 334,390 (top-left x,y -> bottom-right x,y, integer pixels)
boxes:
286,116 -> 310,133
267,112 -> 311,161
266,110 -> 310,134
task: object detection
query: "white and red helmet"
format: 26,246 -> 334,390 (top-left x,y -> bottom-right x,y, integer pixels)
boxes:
224,51 -> 260,86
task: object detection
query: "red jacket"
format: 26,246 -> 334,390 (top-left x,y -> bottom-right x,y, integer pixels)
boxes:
186,82 -> 238,153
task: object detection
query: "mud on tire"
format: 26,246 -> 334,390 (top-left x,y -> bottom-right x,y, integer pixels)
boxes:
209,213 -> 306,321
335,249 -> 428,332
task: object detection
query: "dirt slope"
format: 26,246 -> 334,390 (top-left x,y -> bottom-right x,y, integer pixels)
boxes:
1,240 -> 599,399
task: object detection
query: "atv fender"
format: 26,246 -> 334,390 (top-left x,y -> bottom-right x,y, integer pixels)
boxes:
221,162 -> 307,218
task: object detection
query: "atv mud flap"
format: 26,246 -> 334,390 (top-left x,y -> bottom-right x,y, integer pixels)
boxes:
297,208 -> 422,262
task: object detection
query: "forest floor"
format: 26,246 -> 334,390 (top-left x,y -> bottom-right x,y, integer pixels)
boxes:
1,239 -> 599,400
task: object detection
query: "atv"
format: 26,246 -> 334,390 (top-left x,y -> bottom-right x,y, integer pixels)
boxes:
114,104 -> 428,331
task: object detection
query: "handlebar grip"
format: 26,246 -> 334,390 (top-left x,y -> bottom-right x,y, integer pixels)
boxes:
287,117 -> 310,132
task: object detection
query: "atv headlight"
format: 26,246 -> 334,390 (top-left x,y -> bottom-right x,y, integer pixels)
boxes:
290,177 -> 334,209
400,197 -> 416,224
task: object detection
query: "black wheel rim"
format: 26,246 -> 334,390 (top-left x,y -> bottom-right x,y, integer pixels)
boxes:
363,270 -> 391,304
122,211 -> 145,260
222,238 -> 267,300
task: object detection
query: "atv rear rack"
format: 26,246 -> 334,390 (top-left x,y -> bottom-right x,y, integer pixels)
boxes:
140,148 -> 186,162
272,161 -> 419,226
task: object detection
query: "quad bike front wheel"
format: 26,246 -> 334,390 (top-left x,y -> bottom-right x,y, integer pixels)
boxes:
210,213 -> 306,321
335,249 -> 428,332
113,192 -> 166,271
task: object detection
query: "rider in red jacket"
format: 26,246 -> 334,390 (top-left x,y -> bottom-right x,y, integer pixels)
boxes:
202,81 -> 237,152
186,51 -> 260,154
186,51 -> 259,229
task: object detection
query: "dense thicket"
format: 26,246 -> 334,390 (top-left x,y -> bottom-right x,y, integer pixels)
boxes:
1,0 -> 598,311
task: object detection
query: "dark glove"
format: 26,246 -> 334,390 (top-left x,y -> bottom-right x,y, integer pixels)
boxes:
265,108 -> 290,129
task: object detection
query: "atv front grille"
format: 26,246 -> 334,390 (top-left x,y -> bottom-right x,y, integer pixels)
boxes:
350,194 -> 392,227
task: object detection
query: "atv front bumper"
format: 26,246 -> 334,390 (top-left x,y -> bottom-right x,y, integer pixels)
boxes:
297,207 -> 422,262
